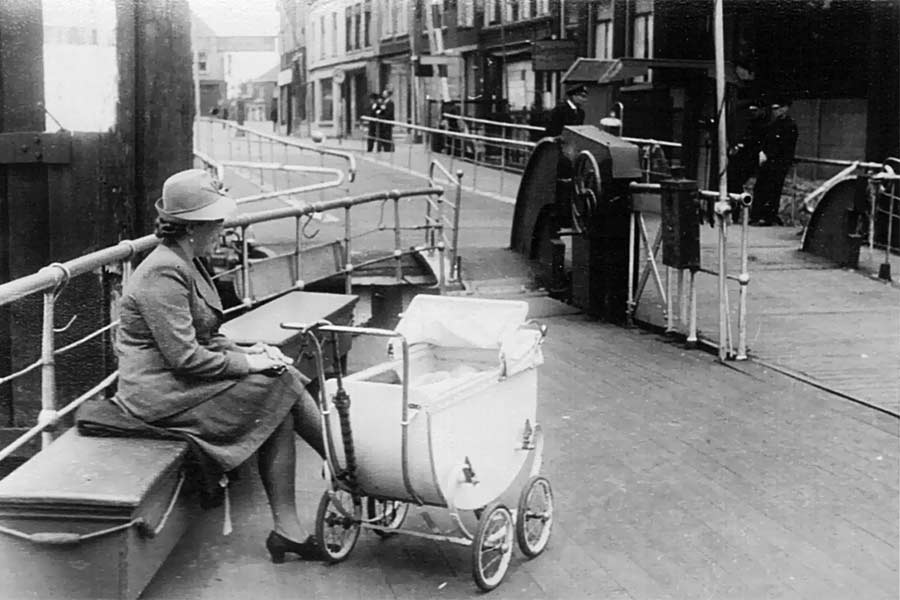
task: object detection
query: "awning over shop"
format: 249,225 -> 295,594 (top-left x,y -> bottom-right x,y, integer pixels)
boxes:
562,58 -> 741,85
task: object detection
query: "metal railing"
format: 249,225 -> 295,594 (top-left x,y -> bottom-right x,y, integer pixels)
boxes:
362,115 -> 682,200
0,180 -> 449,465
627,183 -> 753,361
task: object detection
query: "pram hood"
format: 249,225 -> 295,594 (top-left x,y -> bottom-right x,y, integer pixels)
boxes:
395,296 -> 543,376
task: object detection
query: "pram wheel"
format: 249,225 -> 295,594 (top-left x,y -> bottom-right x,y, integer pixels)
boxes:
471,503 -> 514,591
515,476 -> 553,558
315,489 -> 362,563
366,498 -> 409,538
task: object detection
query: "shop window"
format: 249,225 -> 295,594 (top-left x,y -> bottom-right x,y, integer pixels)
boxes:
595,19 -> 612,59
321,78 -> 333,121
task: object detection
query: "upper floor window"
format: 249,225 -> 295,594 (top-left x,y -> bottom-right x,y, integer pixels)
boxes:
486,0 -> 500,25
197,51 -> 208,73
353,4 -> 362,49
319,16 -> 326,59
458,0 -> 474,27
632,12 -> 653,81
364,1 -> 371,46
331,12 -> 338,56
345,6 -> 352,51
536,0 -> 550,16
594,19 -> 612,59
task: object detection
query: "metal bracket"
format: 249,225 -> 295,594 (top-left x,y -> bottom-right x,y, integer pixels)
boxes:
0,132 -> 72,164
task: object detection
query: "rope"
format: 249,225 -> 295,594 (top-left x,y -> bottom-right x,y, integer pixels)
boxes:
0,473 -> 185,544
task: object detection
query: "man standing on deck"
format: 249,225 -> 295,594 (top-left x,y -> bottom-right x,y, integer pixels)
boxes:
751,96 -> 798,226
544,84 -> 587,138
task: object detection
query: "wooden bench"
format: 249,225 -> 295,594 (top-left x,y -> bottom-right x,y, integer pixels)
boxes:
0,429 -> 195,600
0,290 -> 359,599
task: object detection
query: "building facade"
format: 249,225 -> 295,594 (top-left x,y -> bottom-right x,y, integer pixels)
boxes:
191,12 -> 227,116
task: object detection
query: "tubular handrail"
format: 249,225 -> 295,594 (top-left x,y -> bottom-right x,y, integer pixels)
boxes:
361,116 -> 536,150
198,116 -> 358,182
442,112 -> 544,133
440,112 -> 683,149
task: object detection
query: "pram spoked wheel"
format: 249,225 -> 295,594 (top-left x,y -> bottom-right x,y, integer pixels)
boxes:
471,502 -> 515,591
366,498 -> 409,538
315,489 -> 362,563
515,476 -> 553,557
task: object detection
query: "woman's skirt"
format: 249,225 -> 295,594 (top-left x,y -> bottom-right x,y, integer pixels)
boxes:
153,367 -> 309,471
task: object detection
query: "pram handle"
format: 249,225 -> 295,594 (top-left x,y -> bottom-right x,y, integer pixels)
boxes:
279,321 -> 424,505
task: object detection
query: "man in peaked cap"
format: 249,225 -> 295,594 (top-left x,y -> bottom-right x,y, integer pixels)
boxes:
751,94 -> 798,225
544,83 -> 587,137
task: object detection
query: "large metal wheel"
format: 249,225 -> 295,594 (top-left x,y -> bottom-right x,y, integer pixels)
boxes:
366,498 -> 409,538
572,150 -> 602,235
515,476 -> 554,558
315,489 -> 362,563
471,503 -> 514,592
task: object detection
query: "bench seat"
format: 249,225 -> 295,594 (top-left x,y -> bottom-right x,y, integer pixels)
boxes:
0,429 -> 196,600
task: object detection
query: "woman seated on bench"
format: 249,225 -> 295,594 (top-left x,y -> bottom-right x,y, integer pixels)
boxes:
115,168 -> 325,563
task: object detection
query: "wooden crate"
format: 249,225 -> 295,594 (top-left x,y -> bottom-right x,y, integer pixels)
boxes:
0,430 -> 197,600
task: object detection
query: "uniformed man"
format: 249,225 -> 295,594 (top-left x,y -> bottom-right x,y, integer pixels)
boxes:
545,83 -> 587,137
751,96 -> 798,225
727,100 -> 768,195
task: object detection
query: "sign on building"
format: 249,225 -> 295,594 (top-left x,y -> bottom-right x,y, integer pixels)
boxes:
532,39 -> 578,71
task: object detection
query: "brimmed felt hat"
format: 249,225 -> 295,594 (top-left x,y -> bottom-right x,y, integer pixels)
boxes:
155,169 -> 236,222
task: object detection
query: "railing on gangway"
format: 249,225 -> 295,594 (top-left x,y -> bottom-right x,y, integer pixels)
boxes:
0,185 -> 445,466
627,182 -> 753,362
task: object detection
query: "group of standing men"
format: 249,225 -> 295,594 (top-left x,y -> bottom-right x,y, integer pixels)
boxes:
728,96 -> 798,226
366,89 -> 395,152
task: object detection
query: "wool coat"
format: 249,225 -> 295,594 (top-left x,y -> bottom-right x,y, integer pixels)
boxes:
115,241 -> 305,469
115,242 -> 252,422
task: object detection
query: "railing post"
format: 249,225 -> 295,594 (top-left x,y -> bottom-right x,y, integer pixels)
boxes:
499,141 -> 506,196
344,206 -> 353,295
240,225 -> 252,307
393,192 -> 403,284
626,211 -> 636,327
452,169 -> 464,279
40,289 -> 58,448
294,216 -> 303,288
736,202 -> 750,360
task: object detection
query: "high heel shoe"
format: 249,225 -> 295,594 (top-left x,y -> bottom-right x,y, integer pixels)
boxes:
265,531 -> 322,563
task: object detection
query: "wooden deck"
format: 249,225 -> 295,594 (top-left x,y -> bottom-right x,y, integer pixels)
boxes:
142,308 -> 899,600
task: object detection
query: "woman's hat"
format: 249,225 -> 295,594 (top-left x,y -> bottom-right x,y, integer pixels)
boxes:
155,169 -> 236,222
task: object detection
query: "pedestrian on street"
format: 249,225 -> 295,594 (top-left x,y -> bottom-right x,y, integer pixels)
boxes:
544,83 -> 587,138
378,89 -> 395,152
366,92 -> 381,152
728,100 -> 768,195
751,96 -> 798,226
113,168 -> 328,562
270,100 -> 278,133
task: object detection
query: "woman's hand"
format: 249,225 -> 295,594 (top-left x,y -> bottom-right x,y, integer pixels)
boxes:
243,343 -> 292,365
246,353 -> 288,374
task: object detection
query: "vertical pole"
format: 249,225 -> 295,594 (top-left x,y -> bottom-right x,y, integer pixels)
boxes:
241,226 -> 252,306
40,291 -> 57,448
344,206 -> 353,294
737,203 -> 750,360
678,269 -> 687,329
393,195 -> 403,283
626,211 -> 636,326
713,0 -> 730,361
452,170 -> 464,279
687,269 -> 698,347
665,266 -> 674,332
294,216 -> 302,287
